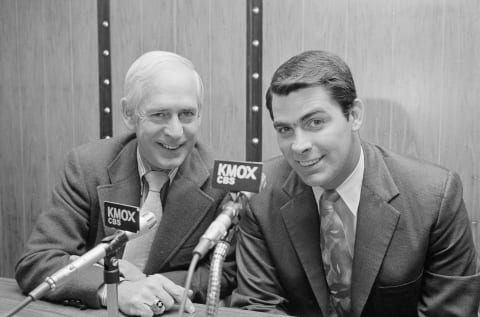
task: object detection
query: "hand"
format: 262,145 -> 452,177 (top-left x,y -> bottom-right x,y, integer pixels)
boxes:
118,259 -> 146,281
118,274 -> 195,316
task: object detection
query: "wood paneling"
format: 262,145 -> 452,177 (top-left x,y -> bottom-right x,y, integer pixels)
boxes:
71,0 -> 99,145
16,0 -> 49,245
210,0 -> 246,160
0,0 -> 25,279
0,0 -> 99,277
262,0 -> 303,160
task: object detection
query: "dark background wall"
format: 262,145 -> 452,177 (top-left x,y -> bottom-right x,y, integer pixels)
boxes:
1,0 -> 479,280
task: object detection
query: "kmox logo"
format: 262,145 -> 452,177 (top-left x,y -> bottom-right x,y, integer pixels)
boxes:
212,160 -> 263,193
104,201 -> 140,233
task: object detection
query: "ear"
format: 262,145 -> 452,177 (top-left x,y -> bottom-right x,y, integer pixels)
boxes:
197,105 -> 202,123
349,98 -> 364,132
121,98 -> 137,131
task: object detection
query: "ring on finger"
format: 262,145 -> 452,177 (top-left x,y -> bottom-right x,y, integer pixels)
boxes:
144,296 -> 166,316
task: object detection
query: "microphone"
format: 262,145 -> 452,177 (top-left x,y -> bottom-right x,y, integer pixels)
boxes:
28,212 -> 157,300
192,160 -> 265,258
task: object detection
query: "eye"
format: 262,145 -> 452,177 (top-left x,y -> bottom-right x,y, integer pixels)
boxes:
144,110 -> 169,123
149,111 -> 166,118
275,126 -> 293,136
305,117 -> 327,129
179,110 -> 197,122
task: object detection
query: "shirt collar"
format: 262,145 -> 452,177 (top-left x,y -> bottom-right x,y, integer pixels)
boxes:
136,147 -> 178,187
312,146 -> 364,217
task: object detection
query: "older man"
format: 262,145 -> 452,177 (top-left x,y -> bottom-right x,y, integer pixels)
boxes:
16,51 -> 235,316
232,50 -> 480,317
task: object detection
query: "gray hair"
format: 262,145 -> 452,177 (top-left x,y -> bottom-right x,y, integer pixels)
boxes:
123,51 -> 204,113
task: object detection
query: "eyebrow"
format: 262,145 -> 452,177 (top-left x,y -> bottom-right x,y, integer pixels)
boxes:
273,110 -> 326,128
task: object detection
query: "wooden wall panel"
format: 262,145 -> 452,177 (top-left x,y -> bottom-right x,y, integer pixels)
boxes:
0,0 -> 99,277
71,0 -> 99,145
16,0 -> 49,244
438,0 -> 480,243
210,0 -> 246,160
262,0 -> 303,160
0,0 -> 25,278
44,0 -> 74,192
110,0 -> 144,135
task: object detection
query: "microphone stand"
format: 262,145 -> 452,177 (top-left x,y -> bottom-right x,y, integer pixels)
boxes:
101,235 -> 124,317
205,226 -> 236,317
104,253 -> 120,317
3,232 -> 130,317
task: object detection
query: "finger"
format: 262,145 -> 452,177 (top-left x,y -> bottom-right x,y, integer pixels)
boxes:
162,280 -> 195,313
156,288 -> 175,310
118,280 -> 161,317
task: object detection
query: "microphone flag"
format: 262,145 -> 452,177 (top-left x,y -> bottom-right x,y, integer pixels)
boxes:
104,201 -> 140,233
212,160 -> 263,193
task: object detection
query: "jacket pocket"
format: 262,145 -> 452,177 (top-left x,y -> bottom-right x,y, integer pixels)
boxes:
367,270 -> 423,317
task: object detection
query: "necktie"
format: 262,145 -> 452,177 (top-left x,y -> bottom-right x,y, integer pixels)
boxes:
122,171 -> 169,270
320,190 -> 352,317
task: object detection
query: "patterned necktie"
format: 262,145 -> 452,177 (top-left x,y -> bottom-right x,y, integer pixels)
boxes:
122,171 -> 169,270
320,190 -> 352,317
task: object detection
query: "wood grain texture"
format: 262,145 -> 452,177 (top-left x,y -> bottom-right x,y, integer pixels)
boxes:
110,0 -> 144,136
16,0 -> 49,242
44,0 -> 74,191
0,0 -> 25,278
437,0 -> 480,248
262,0 -> 303,160
210,0 -> 246,160
0,0 -> 100,277
71,0 -> 99,145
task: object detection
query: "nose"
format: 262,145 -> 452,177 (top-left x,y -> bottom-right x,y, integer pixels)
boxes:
164,115 -> 183,139
291,130 -> 312,154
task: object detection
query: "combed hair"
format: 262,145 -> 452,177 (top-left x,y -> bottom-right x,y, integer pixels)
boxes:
265,50 -> 357,120
123,51 -> 204,113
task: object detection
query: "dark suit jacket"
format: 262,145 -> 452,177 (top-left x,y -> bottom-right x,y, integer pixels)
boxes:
15,133 -> 235,308
232,141 -> 480,317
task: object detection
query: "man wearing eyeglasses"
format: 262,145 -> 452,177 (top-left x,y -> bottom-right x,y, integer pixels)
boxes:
15,51 -> 235,316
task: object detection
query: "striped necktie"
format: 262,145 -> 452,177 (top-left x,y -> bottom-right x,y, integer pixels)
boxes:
320,190 -> 352,317
122,171 -> 169,270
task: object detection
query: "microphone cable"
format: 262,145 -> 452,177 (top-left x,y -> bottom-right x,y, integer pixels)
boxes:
177,252 -> 200,317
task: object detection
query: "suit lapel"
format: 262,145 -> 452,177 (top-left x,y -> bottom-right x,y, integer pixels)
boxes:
281,171 -> 330,317
350,142 -> 401,317
143,147 -> 213,274
97,138 -> 141,239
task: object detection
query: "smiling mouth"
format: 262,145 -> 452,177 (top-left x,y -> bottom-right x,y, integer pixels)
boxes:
297,156 -> 323,167
158,142 -> 181,150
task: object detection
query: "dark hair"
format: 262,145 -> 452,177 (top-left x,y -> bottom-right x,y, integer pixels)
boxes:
265,50 -> 357,120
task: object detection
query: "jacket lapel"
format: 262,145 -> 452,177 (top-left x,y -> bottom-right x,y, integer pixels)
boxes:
280,170 -> 330,317
143,147 -> 214,273
97,138 -> 141,239
350,142 -> 401,317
